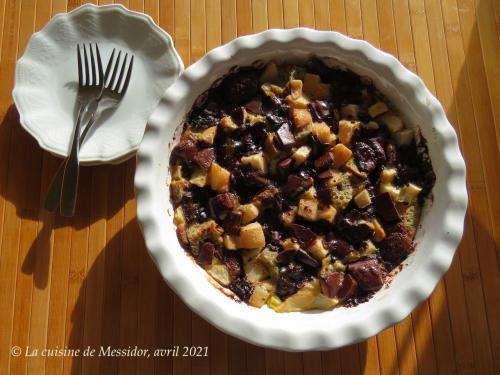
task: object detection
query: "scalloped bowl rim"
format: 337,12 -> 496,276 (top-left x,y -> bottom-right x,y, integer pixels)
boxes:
134,28 -> 467,351
12,3 -> 184,165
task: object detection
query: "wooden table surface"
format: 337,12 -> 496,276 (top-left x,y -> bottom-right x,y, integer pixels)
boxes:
0,0 -> 499,374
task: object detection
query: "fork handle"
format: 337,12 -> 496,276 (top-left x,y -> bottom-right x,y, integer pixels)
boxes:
59,101 -> 95,217
44,107 -> 97,212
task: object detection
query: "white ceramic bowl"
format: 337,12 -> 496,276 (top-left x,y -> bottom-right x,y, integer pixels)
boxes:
135,28 -> 467,351
13,4 -> 183,165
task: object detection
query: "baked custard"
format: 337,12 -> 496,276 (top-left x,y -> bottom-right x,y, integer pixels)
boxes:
169,58 -> 435,312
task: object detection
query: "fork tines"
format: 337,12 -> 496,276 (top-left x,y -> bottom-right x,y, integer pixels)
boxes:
77,43 -> 104,87
104,48 -> 134,94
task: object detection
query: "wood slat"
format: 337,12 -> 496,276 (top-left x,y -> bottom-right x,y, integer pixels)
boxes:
0,1 -> 498,374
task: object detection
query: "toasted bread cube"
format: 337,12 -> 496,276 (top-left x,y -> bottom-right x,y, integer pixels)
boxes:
380,168 -> 397,184
308,238 -> 329,260
174,207 -> 185,225
240,203 -> 260,224
281,207 -> 298,226
362,240 -> 378,255
341,104 -> 361,119
379,113 -> 403,133
303,73 -> 321,91
331,144 -> 352,167
338,120 -> 360,145
298,198 -> 318,221
290,79 -> 303,99
292,145 -> 312,165
245,260 -> 269,283
373,219 -> 386,242
220,116 -> 238,132
365,121 -> 379,129
249,283 -> 271,307
344,158 -> 368,179
354,189 -> 372,208
276,280 -> 320,312
170,179 -> 190,204
260,61 -> 279,83
171,165 -> 183,180
241,152 -> 267,174
282,238 -> 300,250
190,168 -> 208,187
393,128 -> 414,146
223,235 -> 239,250
398,183 -> 422,204
288,95 -> 310,109
239,222 -> 266,249
206,264 -> 231,286
368,101 -> 389,118
380,183 -> 400,201
292,108 -> 313,129
313,84 -> 332,100
311,122 -> 335,144
264,133 -> 280,157
317,205 -> 337,223
209,163 -> 230,192
313,293 -> 339,310
188,126 -> 217,144
301,186 -> 316,200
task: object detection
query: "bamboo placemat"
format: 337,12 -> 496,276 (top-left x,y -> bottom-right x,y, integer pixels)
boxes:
0,0 -> 499,374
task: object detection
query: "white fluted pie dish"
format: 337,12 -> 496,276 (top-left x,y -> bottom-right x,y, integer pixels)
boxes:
134,28 -> 467,351
13,4 -> 183,165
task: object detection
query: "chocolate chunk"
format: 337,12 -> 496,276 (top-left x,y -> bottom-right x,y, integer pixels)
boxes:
290,224 -> 317,248
296,249 -> 320,268
367,137 -> 386,162
255,188 -> 280,209
326,234 -> 354,259
276,123 -> 295,149
197,241 -> 215,266
182,202 -> 204,223
282,174 -> 307,196
230,278 -> 254,302
373,193 -> 401,223
317,186 -> 333,204
379,224 -> 414,264
353,142 -> 377,173
209,193 -> 239,218
224,252 -> 242,278
276,263 -> 307,299
266,113 -> 287,127
241,133 -> 258,154
314,151 -> 334,171
309,100 -> 331,122
277,249 -> 297,265
231,106 -> 247,125
320,272 -> 342,298
221,69 -> 259,106
188,111 -> 219,130
337,210 -> 375,245
318,169 -> 335,180
337,274 -> 358,300
348,257 -> 386,291
278,157 -> 293,173
193,147 -> 215,170
173,136 -> 198,163
223,210 -> 243,235
246,171 -> 270,188
245,98 -> 262,113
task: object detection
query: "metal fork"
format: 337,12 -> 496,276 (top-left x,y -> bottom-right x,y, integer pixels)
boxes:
44,44 -> 103,212
59,49 -> 134,217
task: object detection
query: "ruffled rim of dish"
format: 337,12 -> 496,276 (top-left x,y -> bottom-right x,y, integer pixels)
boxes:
135,28 -> 467,351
